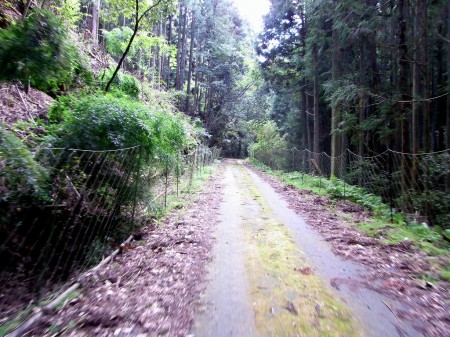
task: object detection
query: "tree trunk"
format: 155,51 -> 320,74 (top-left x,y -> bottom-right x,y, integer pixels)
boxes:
91,0 -> 100,46
193,39 -> 203,115
312,42 -> 320,155
398,0 -> 410,193
331,3 -> 342,176
185,14 -> 196,114
175,2 -> 188,92
398,0 -> 410,151
166,14 -> 173,87
175,3 -> 184,90
447,1 -> 450,149
421,0 -> 430,152
300,6 -> 308,150
412,0 -> 428,154
301,80 -> 308,150
23,0 -> 32,17
358,42 -> 366,157
179,7 -> 188,90
158,16 -> 163,89
306,85 -> 312,151
367,21 -> 379,150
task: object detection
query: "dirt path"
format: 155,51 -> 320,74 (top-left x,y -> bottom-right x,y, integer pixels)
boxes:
192,161 -> 423,337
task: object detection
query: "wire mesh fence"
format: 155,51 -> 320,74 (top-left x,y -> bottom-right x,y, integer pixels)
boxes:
251,147 -> 450,229
0,144 -> 220,328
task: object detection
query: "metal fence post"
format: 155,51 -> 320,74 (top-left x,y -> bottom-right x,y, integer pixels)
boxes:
176,152 -> 180,197
164,163 -> 169,209
131,145 -> 143,232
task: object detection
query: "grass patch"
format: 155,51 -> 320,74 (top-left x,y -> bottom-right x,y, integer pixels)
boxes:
0,307 -> 33,337
53,290 -> 80,311
440,267 -> 450,282
150,161 -> 219,221
47,320 -> 77,335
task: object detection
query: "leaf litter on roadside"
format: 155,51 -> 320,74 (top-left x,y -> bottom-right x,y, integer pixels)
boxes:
31,165 -> 226,337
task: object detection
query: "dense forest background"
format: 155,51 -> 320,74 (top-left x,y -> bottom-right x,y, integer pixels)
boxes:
1,0 -> 449,158
258,0 -> 450,159
0,0 -> 268,157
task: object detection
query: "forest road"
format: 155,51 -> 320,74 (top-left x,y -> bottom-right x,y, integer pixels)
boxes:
191,160 -> 423,337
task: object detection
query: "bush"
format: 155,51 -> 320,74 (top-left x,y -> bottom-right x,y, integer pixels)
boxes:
393,153 -> 450,229
0,128 -> 50,258
48,94 -> 77,123
249,120 -> 288,170
104,27 -> 134,58
116,72 -> 140,99
0,94 -> 191,282
47,94 -> 187,164
326,180 -> 388,215
0,9 -> 90,94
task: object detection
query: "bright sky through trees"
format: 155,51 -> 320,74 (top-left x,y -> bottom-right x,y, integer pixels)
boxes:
232,0 -> 271,32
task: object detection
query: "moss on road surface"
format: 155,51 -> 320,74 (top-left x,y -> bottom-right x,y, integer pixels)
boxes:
193,161 -> 366,337
241,167 -> 361,337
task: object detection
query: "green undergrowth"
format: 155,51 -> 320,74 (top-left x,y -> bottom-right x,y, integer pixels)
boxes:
249,160 -> 450,280
440,267 -> 450,282
0,164 -> 217,336
150,163 -> 219,223
0,9 -> 92,95
0,307 -> 33,337
249,159 -> 389,215
0,163 -> 217,336
0,289 -> 80,337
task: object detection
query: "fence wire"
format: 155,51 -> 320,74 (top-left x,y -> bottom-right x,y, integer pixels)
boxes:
252,147 -> 449,229
0,144 -> 220,328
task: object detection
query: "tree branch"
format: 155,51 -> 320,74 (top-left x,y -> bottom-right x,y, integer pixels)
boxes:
396,92 -> 450,104
138,0 -> 163,23
105,0 -> 164,93
435,29 -> 450,44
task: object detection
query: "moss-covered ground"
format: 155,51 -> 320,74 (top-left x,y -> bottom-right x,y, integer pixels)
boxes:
237,167 -> 362,337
